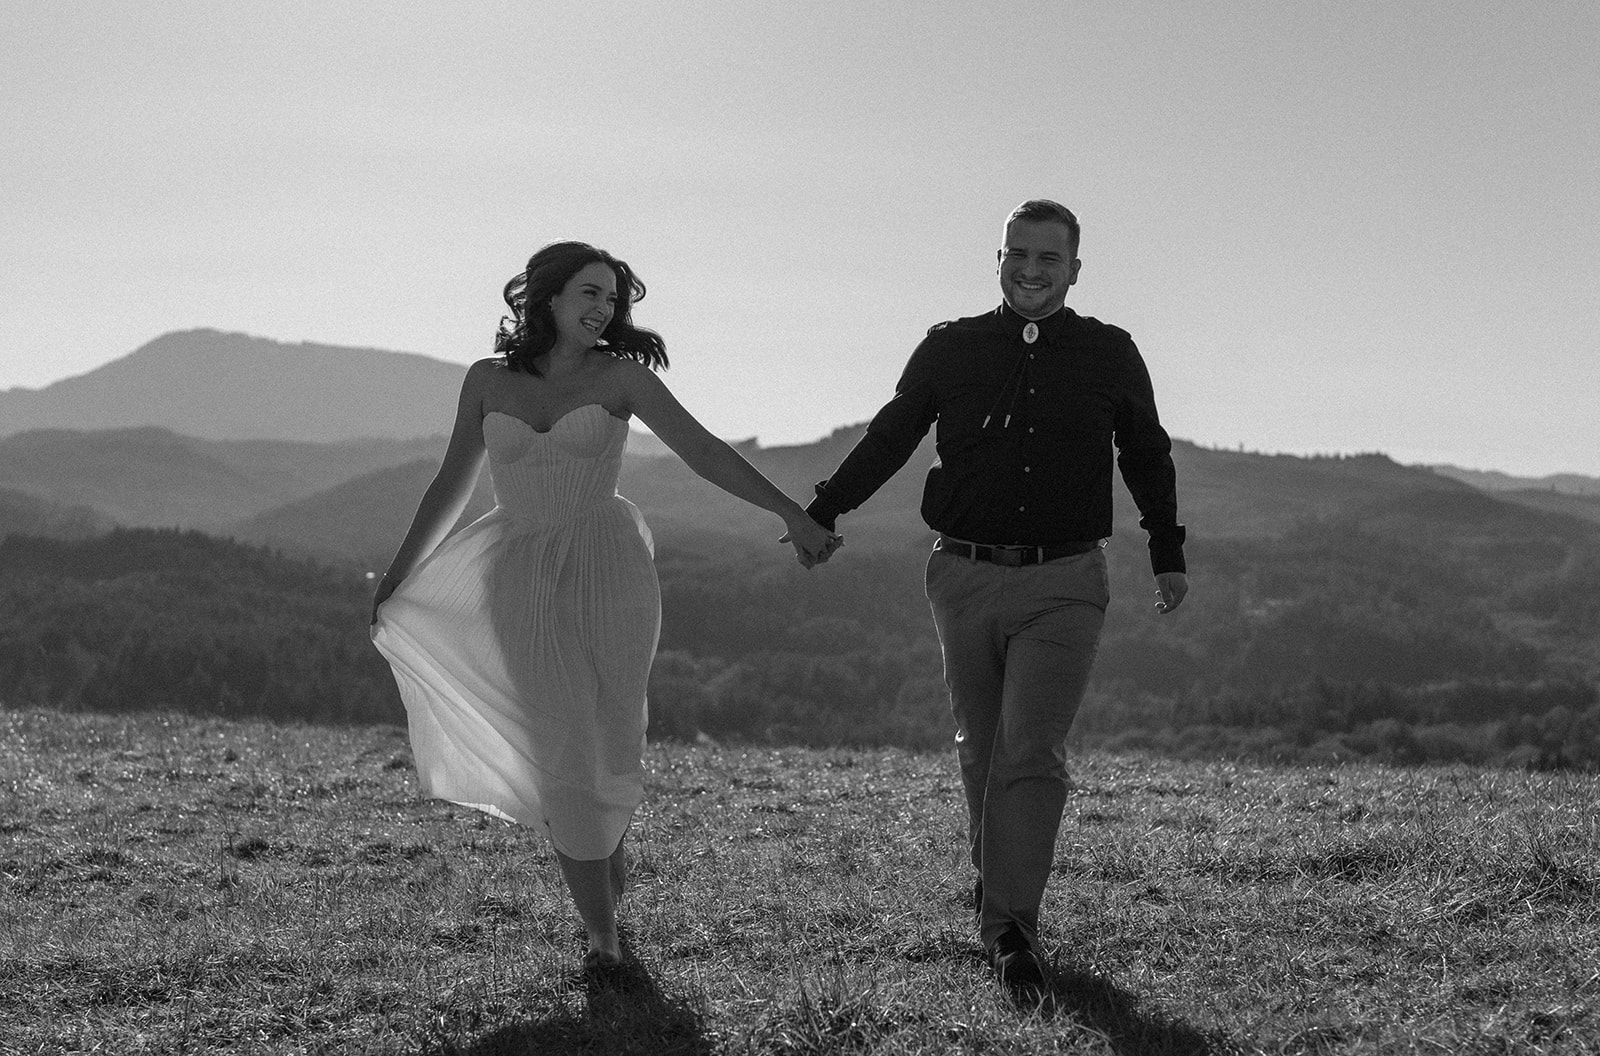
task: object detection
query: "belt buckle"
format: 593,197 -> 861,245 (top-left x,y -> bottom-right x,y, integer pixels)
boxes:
991,546 -> 1025,567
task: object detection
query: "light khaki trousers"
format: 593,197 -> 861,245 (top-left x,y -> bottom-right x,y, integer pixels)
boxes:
925,546 -> 1109,955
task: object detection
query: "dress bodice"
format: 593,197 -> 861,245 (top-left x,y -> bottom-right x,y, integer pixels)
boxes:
481,405 -> 627,525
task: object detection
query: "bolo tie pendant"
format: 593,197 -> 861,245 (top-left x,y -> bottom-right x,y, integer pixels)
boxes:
1004,322 -> 1038,426
982,322 -> 1039,429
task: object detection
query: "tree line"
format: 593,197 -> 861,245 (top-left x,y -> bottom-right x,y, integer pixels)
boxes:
2,524 -> 1597,768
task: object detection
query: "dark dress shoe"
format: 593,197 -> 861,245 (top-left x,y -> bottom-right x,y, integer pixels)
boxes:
990,925 -> 1044,989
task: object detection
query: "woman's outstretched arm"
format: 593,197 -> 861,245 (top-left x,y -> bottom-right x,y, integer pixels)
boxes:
618,362 -> 838,566
371,360 -> 492,620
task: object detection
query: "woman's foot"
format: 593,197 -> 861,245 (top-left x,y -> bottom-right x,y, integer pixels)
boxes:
582,924 -> 622,969
556,843 -> 628,972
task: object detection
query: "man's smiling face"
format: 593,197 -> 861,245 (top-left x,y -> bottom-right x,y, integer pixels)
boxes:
997,218 -> 1080,320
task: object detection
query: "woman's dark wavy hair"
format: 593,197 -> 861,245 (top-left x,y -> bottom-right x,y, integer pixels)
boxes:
494,241 -> 668,375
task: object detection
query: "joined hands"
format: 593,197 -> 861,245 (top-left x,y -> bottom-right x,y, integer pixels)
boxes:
780,516 -> 843,570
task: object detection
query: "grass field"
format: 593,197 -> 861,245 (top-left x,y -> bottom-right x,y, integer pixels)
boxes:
2,708 -> 1597,1055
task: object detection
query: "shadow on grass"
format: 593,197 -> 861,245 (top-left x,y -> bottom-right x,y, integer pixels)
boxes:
1021,959 -> 1231,1056
428,956 -> 712,1056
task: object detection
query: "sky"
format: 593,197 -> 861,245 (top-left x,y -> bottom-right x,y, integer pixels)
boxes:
4,1 -> 1597,477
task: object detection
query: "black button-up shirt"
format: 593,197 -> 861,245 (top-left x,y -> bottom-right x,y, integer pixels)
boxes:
806,304 -> 1186,575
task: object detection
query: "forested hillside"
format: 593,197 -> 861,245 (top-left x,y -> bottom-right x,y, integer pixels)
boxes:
0,487 -> 113,541
0,530 -> 396,725
2,523 -> 1597,768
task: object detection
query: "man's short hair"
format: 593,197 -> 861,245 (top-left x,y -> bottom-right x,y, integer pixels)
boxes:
1006,200 -> 1080,255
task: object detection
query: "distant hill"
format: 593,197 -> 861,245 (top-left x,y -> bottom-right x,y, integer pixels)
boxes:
619,433 -> 1529,554
615,425 -> 940,552
0,426 -> 446,530
0,329 -> 467,442
8,413 -> 1581,568
1168,443 -> 1476,540
231,459 -> 497,568
1428,464 -> 1600,497
1486,488 -> 1600,528
9,328 -> 1593,541
214,424 -> 930,565
0,487 -> 114,541
1418,465 -> 1600,528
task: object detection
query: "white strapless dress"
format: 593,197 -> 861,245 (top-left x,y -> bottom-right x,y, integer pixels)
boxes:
371,405 -> 660,859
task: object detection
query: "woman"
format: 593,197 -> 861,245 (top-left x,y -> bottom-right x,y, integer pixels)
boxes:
370,241 -> 836,968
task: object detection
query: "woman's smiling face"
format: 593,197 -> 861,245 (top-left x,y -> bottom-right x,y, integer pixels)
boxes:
548,261 -> 619,349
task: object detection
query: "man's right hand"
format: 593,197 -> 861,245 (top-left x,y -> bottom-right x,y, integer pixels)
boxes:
1154,572 -> 1188,614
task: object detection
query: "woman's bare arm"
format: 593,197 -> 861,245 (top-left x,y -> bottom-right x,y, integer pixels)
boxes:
617,362 -> 836,563
371,360 -> 492,619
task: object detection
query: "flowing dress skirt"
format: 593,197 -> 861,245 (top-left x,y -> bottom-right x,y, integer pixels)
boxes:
371,407 -> 661,859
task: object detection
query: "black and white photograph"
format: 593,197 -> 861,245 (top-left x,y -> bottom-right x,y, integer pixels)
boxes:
3,2 -> 1597,1053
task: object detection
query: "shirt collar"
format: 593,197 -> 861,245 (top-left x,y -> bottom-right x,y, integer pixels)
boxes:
995,303 -> 1075,343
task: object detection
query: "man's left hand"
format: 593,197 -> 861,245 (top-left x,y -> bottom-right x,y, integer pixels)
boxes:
1155,572 -> 1188,615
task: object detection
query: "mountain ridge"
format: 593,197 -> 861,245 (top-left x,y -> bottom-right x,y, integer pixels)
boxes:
9,421 -> 1599,565
6,328 -> 1598,487
0,329 -> 466,442
5,328 -> 1598,562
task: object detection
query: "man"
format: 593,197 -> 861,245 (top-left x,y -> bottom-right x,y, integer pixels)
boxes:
805,199 -> 1188,988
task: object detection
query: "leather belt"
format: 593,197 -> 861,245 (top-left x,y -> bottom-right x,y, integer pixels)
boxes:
935,536 -> 1102,567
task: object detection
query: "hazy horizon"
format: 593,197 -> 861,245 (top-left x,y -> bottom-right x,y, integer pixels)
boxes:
5,2 -> 1597,476
5,325 -> 1593,484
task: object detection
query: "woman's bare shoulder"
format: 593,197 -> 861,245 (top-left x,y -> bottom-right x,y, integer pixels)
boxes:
588,356 -> 663,418
595,354 -> 660,387
460,356 -> 508,391
446,358 -> 513,415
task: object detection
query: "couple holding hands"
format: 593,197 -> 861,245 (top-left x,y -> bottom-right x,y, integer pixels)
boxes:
371,199 -> 1187,988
